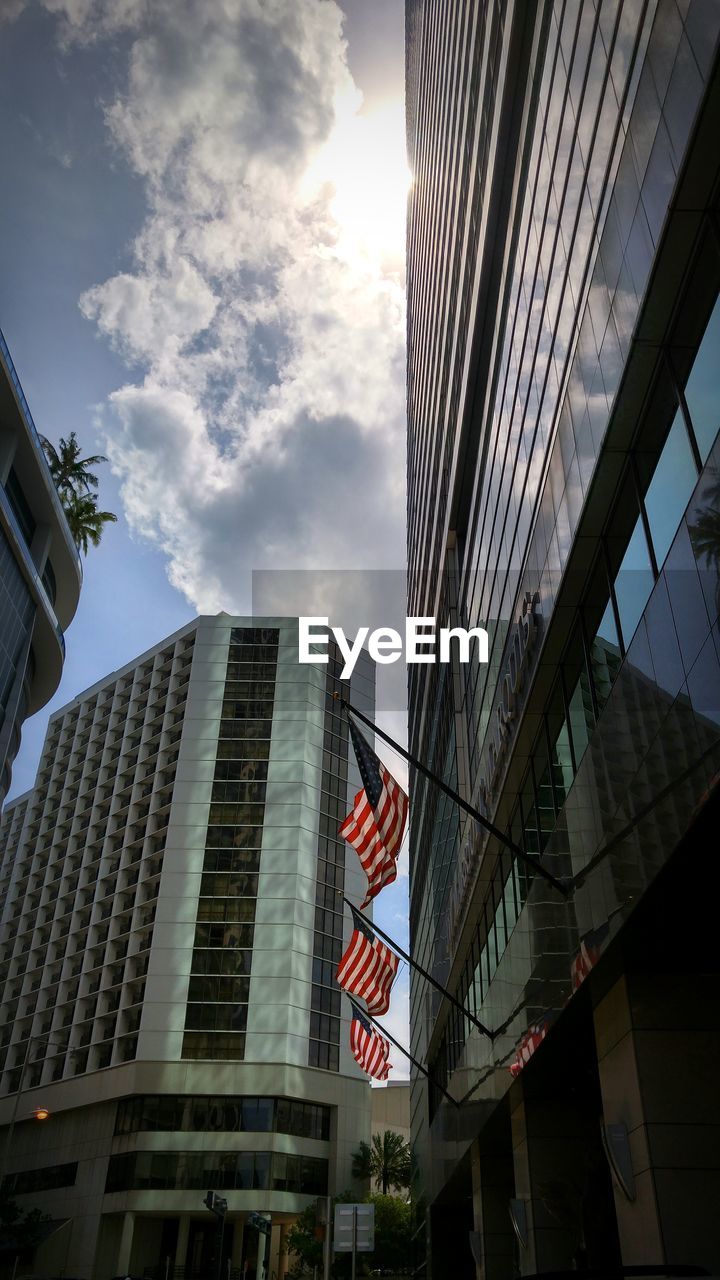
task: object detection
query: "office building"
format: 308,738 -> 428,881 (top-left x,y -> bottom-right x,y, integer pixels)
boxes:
406,2 -> 720,1276
0,615 -> 373,1277
0,329 -> 82,808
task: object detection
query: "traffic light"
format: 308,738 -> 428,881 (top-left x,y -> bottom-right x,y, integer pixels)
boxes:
203,1191 -> 228,1218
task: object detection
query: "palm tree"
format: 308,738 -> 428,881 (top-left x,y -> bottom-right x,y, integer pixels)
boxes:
689,471 -> 720,573
40,431 -> 108,499
40,432 -> 117,554
61,492 -> 117,555
352,1130 -> 412,1195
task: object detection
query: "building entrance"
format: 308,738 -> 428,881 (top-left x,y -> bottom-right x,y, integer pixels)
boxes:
186,1217 -> 234,1277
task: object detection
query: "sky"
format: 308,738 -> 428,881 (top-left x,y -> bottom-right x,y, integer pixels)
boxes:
0,0 -> 411,1075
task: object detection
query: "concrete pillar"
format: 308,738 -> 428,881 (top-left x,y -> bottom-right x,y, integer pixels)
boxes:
510,1083 -> 595,1274
471,1129 -> 515,1280
278,1223 -> 289,1279
594,972 -> 720,1273
231,1218 -> 244,1268
176,1215 -> 190,1269
268,1222 -> 282,1278
116,1212 -> 135,1274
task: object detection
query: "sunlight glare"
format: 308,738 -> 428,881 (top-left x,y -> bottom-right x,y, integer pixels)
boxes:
303,90 -> 411,274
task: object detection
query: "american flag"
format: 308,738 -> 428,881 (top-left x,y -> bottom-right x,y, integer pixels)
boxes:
349,1000 -> 392,1080
508,1013 -> 553,1077
570,922 -> 609,991
339,718 -> 408,907
336,908 -> 400,1016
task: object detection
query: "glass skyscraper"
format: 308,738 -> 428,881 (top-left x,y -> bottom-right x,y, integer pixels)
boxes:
406,2 -> 720,1275
0,615 -> 373,1277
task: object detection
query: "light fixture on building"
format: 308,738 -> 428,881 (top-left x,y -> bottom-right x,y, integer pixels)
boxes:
508,1198 -> 528,1249
600,1121 -> 636,1202
33,1107 -> 50,1121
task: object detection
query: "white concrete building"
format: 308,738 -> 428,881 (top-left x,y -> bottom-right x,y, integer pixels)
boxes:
0,615 -> 373,1279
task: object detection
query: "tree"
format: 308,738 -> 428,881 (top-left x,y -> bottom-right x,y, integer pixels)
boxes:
367,1194 -> 413,1273
352,1130 -> 412,1195
40,431 -> 117,554
286,1193 -> 413,1278
39,431 -> 107,500
286,1201 -> 324,1277
61,490 -> 117,555
689,471 -> 720,573
0,1187 -> 52,1258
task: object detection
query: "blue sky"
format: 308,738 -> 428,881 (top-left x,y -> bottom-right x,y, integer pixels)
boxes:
1,0 -> 409,1068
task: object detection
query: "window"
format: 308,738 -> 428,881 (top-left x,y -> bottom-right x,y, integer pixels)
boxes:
4,469 -> 36,546
643,410 -> 698,567
613,515 -> 654,651
683,293 -> 720,463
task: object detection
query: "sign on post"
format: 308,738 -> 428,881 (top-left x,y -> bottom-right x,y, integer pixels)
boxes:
333,1203 -> 375,1252
248,1211 -> 271,1235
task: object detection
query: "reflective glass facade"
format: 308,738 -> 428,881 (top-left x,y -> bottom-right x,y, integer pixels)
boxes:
406,2 -> 720,1274
0,331 -> 81,808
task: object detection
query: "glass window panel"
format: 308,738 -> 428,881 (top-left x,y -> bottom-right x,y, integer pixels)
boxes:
550,718 -> 574,806
684,293 -> 720,463
613,516 -> 654,650
590,598 -> 622,714
520,778 -> 540,857
644,410 -> 698,567
503,870 -> 518,937
533,740 -> 555,848
242,1097 -> 273,1132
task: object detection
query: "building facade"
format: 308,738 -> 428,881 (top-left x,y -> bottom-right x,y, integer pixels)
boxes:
0,615 -> 373,1278
0,329 -> 82,808
406,2 -> 720,1276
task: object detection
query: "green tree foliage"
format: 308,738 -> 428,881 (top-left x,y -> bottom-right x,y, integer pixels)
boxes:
367,1193 -> 413,1272
286,1201 -> 324,1276
352,1130 -> 412,1195
690,471 -> 720,572
60,491 -> 118,555
0,1187 -> 52,1255
286,1193 -> 413,1278
40,431 -> 117,554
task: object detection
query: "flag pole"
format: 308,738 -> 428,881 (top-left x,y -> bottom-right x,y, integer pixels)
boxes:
353,1000 -> 460,1108
343,896 -> 494,1040
336,696 -> 568,898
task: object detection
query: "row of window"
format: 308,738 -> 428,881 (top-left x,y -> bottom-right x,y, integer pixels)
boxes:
115,1094 -> 331,1141
182,630 -> 278,1064
309,652 -> 349,1074
106,1150 -> 328,1195
2,1161 -> 77,1196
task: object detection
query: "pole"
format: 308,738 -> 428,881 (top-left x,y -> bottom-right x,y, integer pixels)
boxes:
0,1035 -> 34,1189
216,1213 -> 225,1280
350,1204 -> 357,1280
322,1195 -> 332,1280
358,1001 -> 460,1108
262,1217 -> 272,1280
343,897 -> 494,1039
338,697 -> 568,897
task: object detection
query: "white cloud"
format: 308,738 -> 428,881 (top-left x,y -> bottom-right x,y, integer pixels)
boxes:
29,0 -> 407,612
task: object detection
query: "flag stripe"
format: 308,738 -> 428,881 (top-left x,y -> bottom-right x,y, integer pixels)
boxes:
336,921 -> 399,1016
338,726 -> 408,906
349,1004 -> 392,1080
